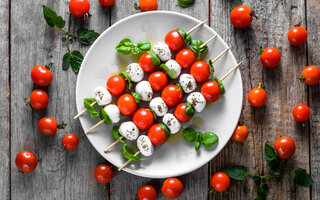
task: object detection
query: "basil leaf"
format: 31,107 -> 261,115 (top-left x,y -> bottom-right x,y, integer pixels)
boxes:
195,141 -> 201,151
160,64 -> 176,79
175,83 -> 183,94
77,28 -> 100,45
207,57 -> 214,74
137,40 -> 151,52
112,125 -> 126,143
121,144 -> 143,161
177,28 -> 192,44
131,92 -> 140,103
182,128 -> 197,143
201,132 -> 218,148
62,51 -> 83,73
115,38 -> 134,55
84,97 -> 95,104
190,39 -> 208,58
147,51 -> 161,65
265,143 -> 277,161
99,109 -> 112,125
185,103 -> 195,117
196,132 -> 202,142
43,5 -> 65,29
146,109 -> 157,121
159,123 -> 170,138
222,165 -> 248,181
178,0 -> 195,7
132,46 -> 141,54
119,71 -> 133,90
214,77 -> 226,95
294,168 -> 314,186
84,98 -> 98,117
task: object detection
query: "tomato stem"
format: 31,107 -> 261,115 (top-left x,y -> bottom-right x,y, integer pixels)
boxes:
294,21 -> 302,27
297,75 -> 306,83
134,2 -> 141,10
45,62 -> 54,70
57,121 -> 68,129
23,98 -> 31,106
257,48 -> 264,54
258,83 -> 265,89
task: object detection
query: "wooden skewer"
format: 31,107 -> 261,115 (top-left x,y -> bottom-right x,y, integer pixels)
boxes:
200,34 -> 217,48
211,46 -> 232,63
187,19 -> 208,35
84,119 -> 105,134
104,136 -> 124,153
118,151 -> 141,171
220,61 -> 243,81
74,101 -> 97,119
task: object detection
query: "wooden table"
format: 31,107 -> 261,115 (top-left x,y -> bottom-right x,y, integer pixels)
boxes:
1,0 -> 319,199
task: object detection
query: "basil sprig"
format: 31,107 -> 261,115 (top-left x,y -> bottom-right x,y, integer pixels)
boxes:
147,109 -> 157,121
121,144 -> 143,161
182,127 -> 219,151
112,126 -> 126,143
207,57 -> 214,74
214,77 -> 226,95
160,64 -> 176,79
185,103 -> 195,117
115,38 -> 151,55
159,123 -> 170,138
177,0 -> 195,7
119,71 -> 133,90
147,51 -> 161,65
190,39 -> 208,59
99,109 -> 112,125
177,28 -> 192,44
84,98 -> 99,117
131,92 -> 141,103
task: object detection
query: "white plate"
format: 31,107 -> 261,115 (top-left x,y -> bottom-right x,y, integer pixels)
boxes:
76,11 -> 243,178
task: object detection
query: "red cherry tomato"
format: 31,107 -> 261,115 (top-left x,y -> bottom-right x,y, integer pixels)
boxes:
161,178 -> 183,199
260,47 -> 281,68
15,151 -> 37,173
38,117 -> 58,136
161,85 -> 183,107
28,90 -> 49,110
117,94 -> 137,116
31,65 -> 53,87
69,0 -> 90,18
201,81 -> 221,102
190,61 -> 210,82
139,52 -> 157,72
107,75 -> 126,96
175,49 -> 195,69
139,0 -> 158,12
174,103 -> 192,122
138,185 -> 158,200
232,124 -> 248,142
165,30 -> 185,51
94,164 -> 114,184
148,71 -> 168,91
288,26 -> 308,46
148,124 -> 168,146
230,5 -> 253,28
300,65 -> 320,85
62,134 -> 79,150
248,85 -> 267,107
133,108 -> 154,131
274,137 -> 296,159
99,0 -> 116,7
292,104 -> 310,122
210,172 -> 230,192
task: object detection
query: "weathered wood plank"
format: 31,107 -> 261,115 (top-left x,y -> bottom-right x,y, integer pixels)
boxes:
210,0 -> 309,199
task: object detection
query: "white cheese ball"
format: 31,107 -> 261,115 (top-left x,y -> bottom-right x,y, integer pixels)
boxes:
119,121 -> 139,141
186,92 -> 206,113
93,87 -> 112,106
103,104 -> 120,124
179,74 -> 197,93
162,113 -> 181,134
165,60 -> 181,79
149,97 -> 168,117
135,81 -> 153,101
137,135 -> 154,157
152,42 -> 171,62
126,63 -> 144,83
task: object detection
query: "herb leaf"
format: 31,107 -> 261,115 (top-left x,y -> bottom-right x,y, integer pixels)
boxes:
84,98 -> 98,117
265,143 -> 278,161
131,92 -> 141,103
99,109 -> 112,125
147,51 -> 161,65
182,128 -> 197,143
195,141 -> 201,151
62,51 -> 83,73
185,103 -> 195,117
119,71 -> 133,90
121,144 -> 143,161
222,165 -> 248,181
201,132 -> 218,148
190,39 -> 208,58
160,64 -> 177,79
294,168 -> 314,186
256,183 -> 268,200
146,108 -> 157,121
43,5 -> 65,29
115,38 -> 134,55
112,125 -> 126,143
177,28 -> 192,44
137,40 -> 151,52
159,123 -> 170,138
177,0 -> 195,7
214,77 -> 226,95
77,28 -> 100,45
207,57 -> 214,74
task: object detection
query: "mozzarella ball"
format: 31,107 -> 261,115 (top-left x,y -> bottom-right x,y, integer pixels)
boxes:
179,74 -> 197,93
119,121 -> 139,140
103,104 -> 120,123
135,81 -> 153,101
93,86 -> 112,106
165,60 -> 181,79
137,135 -> 154,157
152,42 -> 171,62
126,63 -> 144,83
186,92 -> 206,113
162,113 -> 181,134
149,97 -> 168,117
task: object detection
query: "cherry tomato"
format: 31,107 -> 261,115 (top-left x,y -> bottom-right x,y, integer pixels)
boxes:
38,117 -> 58,136
230,5 -> 253,29
148,71 -> 168,91
165,30 -> 185,51
138,185 -> 158,200
148,124 -> 168,146
99,0 -> 116,7
260,47 -> 281,68
161,178 -> 183,199
15,151 -> 37,173
248,84 -> 267,107
274,136 -> 296,159
288,26 -> 308,46
232,124 -> 248,142
201,81 -> 221,102
300,65 -> 320,85
161,85 -> 183,107
139,52 -> 157,72
69,0 -> 90,18
133,108 -> 154,131
138,0 -> 158,12
176,49 -> 195,69
28,90 -> 49,110
94,164 -> 114,184
174,103 -> 192,122
190,61 -> 210,82
107,75 -> 126,96
292,104 -> 310,122
117,94 -> 137,116
31,65 -> 53,87
62,134 -> 79,150
210,172 -> 230,192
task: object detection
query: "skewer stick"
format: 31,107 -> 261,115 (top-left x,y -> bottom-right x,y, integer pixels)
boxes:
200,34 -> 217,48
211,46 -> 232,63
220,61 -> 243,81
84,120 -> 105,134
187,19 -> 208,35
104,136 -> 124,153
118,151 -> 141,171
74,101 -> 97,119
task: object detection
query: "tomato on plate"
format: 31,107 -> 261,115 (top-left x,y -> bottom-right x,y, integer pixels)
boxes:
230,5 -> 253,28
232,124 -> 248,142
31,65 -> 53,87
133,108 -> 154,131
274,136 -> 296,159
94,164 -> 114,184
107,75 -> 126,96
165,30 -> 185,51
117,94 -> 137,116
175,49 -> 195,69
137,0 -> 158,12
292,104 -> 310,122
26,90 -> 49,110
38,117 -> 59,136
138,185 -> 158,200
15,151 -> 37,173
99,0 -> 116,7
174,103 -> 193,122
210,172 -> 230,192
161,178 -> 183,199
148,124 -> 169,146
248,84 -> 267,107
190,61 -> 210,82
260,47 -> 281,68
299,65 -> 320,85
62,134 -> 79,150
288,26 -> 308,46
148,71 -> 168,91
139,52 -> 157,72
161,85 -> 183,107
201,81 -> 221,102
69,0 -> 90,18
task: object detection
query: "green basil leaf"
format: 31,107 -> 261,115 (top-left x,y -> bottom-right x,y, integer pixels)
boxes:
196,132 -> 202,142
112,125 -> 126,143
214,77 -> 226,95
84,98 -> 99,117
182,128 -> 197,143
77,28 -> 100,45
146,108 -> 157,121
121,144 -> 143,161
190,39 -> 208,58
265,143 -> 278,161
175,83 -> 183,94
131,92 -> 140,103
132,46 -> 141,54
201,132 -> 218,148
222,165 -> 248,181
294,168 -> 314,186
177,28 -> 192,44
99,109 -> 112,125
195,141 -> 201,151
43,6 -> 65,29
115,38 -> 134,55
207,57 -> 214,74
160,64 -> 176,79
178,0 -> 195,8
119,71 -> 133,90
137,40 -> 151,52
159,123 -> 170,138
185,103 -> 195,117
147,51 -> 161,65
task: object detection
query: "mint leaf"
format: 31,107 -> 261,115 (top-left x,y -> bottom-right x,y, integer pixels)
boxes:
55,16 -> 65,29
201,132 -> 218,148
182,128 -> 197,143
178,0 -> 195,8
222,165 -> 247,181
62,51 -> 83,73
84,98 -> 98,117
268,159 -> 280,172
256,183 -> 268,200
265,143 -> 278,161
294,168 -> 314,186
99,109 -> 112,125
77,28 -> 100,45
121,144 -> 143,161
43,5 -> 65,29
